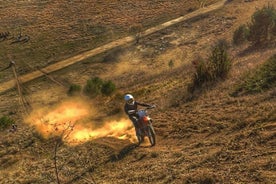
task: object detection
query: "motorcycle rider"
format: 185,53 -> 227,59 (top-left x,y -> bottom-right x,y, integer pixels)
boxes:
124,94 -> 153,137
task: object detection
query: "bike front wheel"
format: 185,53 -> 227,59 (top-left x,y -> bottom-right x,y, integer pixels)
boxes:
148,125 -> 156,146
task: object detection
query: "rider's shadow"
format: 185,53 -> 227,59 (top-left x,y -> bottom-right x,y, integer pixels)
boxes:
110,143 -> 138,162
139,145 -> 152,148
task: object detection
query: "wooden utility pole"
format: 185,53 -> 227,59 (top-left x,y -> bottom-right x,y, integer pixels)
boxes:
10,60 -> 30,115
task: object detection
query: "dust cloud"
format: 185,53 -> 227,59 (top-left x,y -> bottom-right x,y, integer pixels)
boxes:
107,47 -> 188,78
25,98 -> 136,145
110,50 -> 147,77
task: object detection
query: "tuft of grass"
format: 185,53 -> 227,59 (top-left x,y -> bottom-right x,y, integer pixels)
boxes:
101,80 -> 116,96
248,4 -> 276,46
0,116 -> 15,131
84,77 -> 103,97
232,4 -> 276,47
128,23 -> 143,35
84,77 -> 116,98
189,39 -> 232,92
67,84 -> 82,96
232,54 -> 276,96
150,152 -> 159,158
168,59 -> 174,69
185,173 -> 218,184
233,24 -> 249,46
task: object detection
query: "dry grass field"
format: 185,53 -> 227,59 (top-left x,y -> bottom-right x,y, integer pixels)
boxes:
0,0 -> 217,82
0,0 -> 275,183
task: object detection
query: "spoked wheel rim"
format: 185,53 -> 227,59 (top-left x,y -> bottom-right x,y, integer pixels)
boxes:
136,135 -> 143,145
148,126 -> 156,146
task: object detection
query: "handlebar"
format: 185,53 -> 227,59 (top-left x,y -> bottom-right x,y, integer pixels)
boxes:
127,105 -> 156,115
145,105 -> 156,110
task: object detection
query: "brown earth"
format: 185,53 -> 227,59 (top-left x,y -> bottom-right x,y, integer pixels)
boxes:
0,0 -> 276,184
0,0 -> 226,94
0,0 -> 218,83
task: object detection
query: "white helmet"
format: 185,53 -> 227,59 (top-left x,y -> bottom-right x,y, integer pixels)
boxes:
124,94 -> 134,105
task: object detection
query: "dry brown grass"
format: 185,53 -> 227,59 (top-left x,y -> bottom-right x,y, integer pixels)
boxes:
1,0 -> 276,183
0,0 -> 218,83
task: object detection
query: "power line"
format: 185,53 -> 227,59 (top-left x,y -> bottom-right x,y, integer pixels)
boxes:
21,59 -> 67,88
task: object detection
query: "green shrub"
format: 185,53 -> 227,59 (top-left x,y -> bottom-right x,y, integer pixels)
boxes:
0,116 -> 15,130
233,24 -> 249,45
84,77 -> 103,97
101,80 -> 116,96
191,57 -> 212,88
67,84 -> 82,96
190,40 -> 232,90
84,77 -> 116,97
209,40 -> 231,79
232,54 -> 276,96
248,5 -> 276,45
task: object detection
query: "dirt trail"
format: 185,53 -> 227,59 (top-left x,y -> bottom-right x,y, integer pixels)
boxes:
0,0 -> 227,94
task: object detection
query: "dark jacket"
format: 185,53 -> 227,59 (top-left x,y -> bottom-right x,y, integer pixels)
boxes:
124,101 -> 151,117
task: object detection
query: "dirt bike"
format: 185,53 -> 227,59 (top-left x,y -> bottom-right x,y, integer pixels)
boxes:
129,106 -> 156,146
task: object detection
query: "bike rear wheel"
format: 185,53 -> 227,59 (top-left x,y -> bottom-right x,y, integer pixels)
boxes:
136,129 -> 144,145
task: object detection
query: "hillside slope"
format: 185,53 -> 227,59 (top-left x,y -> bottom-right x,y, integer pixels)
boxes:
0,0 -> 275,184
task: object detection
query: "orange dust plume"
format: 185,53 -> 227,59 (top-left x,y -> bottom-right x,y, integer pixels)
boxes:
67,119 -> 136,144
25,99 -> 136,145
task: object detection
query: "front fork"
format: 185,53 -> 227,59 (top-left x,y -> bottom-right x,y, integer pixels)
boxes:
140,119 -> 155,137
148,120 -> 155,135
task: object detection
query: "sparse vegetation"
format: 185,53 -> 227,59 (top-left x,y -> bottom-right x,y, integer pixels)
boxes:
184,173 -> 218,184
1,1 -> 275,183
101,80 -> 116,96
248,4 -> 276,45
84,77 -> 116,97
189,39 -> 232,92
150,152 -> 159,158
232,54 -> 276,96
233,24 -> 249,45
84,77 -> 104,97
67,84 -> 82,96
168,59 -> 174,69
128,23 -> 143,35
209,40 -> 231,79
234,4 -> 276,46
0,116 -> 14,130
